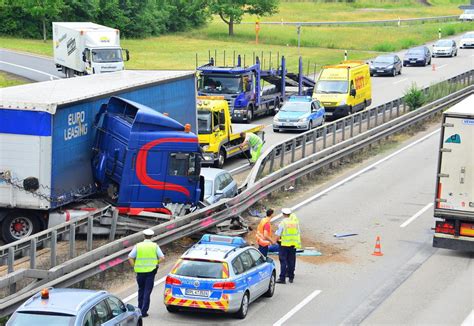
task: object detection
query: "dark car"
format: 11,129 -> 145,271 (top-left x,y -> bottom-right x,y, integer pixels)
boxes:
403,46 -> 431,67
369,54 -> 402,77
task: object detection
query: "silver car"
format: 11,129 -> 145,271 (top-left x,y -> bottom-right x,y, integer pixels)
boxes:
432,39 -> 457,57
7,288 -> 142,326
201,168 -> 238,205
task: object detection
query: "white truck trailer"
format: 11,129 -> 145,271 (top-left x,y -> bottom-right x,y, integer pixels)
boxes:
53,22 -> 129,78
433,94 -> 474,251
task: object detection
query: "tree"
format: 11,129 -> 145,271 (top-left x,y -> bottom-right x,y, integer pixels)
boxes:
209,0 -> 278,36
60,0 -> 99,22
21,0 -> 65,42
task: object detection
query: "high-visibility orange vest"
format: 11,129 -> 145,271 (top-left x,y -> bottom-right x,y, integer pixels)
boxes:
256,217 -> 272,246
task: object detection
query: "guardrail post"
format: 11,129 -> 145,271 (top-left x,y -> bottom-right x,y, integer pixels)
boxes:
322,126 -> 327,149
69,223 -> 76,259
367,109 -> 371,130
30,238 -> 37,269
8,247 -> 15,294
280,145 -> 285,168
109,208 -> 119,241
375,107 -> 379,126
87,216 -> 93,252
359,112 -> 363,134
312,130 -> 317,153
342,119 -> 346,141
332,124 -> 336,145
268,150 -> 276,173
302,134 -> 306,158
51,230 -> 57,268
291,139 -> 296,163
350,115 -> 354,138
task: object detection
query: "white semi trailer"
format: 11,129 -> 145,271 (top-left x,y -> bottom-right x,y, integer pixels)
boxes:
432,94 -> 474,251
53,22 -> 129,78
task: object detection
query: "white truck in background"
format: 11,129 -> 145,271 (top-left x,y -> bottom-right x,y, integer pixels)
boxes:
52,22 -> 129,78
433,94 -> 474,251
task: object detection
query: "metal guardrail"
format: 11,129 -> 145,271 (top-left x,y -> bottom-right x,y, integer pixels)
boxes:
0,70 -> 472,316
239,15 -> 459,27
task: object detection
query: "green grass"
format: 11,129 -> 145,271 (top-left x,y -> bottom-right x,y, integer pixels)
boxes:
0,71 -> 29,88
1,1 -> 472,73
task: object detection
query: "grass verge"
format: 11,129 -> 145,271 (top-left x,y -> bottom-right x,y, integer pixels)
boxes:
0,71 -> 30,88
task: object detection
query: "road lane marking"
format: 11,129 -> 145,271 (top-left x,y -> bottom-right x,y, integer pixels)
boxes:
436,64 -> 447,70
0,60 -> 60,79
461,310 -> 474,326
123,276 -> 166,303
393,78 -> 408,84
273,289 -> 322,326
400,203 -> 433,228
271,128 -> 440,222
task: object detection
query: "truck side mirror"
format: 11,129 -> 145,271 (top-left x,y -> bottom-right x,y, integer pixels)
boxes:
350,89 -> 356,97
125,49 -> 130,61
219,124 -> 225,131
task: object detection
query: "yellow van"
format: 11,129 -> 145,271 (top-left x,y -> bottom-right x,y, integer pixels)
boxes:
313,60 -> 372,118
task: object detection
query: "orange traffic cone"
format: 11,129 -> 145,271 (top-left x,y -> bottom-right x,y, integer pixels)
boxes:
432,63 -> 436,71
372,236 -> 384,256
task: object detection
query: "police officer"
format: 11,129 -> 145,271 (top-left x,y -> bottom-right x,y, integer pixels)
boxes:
128,229 -> 165,317
275,208 -> 301,284
239,132 -> 263,164
256,209 -> 275,257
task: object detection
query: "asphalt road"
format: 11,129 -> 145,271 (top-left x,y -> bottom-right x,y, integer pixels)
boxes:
117,126 -> 473,325
0,49 -> 63,81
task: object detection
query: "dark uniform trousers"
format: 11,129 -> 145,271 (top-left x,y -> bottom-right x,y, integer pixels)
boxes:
136,268 -> 157,315
278,245 -> 296,280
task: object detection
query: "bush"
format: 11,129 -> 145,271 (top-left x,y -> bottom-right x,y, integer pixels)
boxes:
443,25 -> 456,36
399,38 -> 417,49
404,83 -> 426,111
373,42 -> 396,52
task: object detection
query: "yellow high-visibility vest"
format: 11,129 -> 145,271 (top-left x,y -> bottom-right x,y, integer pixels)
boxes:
134,241 -> 159,273
280,215 -> 302,249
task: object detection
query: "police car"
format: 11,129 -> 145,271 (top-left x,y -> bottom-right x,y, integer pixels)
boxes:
7,288 -> 142,326
163,234 -> 276,319
273,96 -> 325,132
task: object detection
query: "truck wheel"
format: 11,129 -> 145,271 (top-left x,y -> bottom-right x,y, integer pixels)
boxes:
1,211 -> 41,243
66,68 -> 74,78
271,98 -> 280,115
246,107 -> 254,123
214,149 -> 226,168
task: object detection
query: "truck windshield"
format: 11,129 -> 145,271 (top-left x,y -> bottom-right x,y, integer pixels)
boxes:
92,49 -> 123,63
168,153 -> 199,177
199,75 -> 242,94
198,111 -> 212,134
316,80 -> 348,94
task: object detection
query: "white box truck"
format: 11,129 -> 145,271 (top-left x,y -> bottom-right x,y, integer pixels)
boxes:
53,22 -> 129,78
433,94 -> 474,251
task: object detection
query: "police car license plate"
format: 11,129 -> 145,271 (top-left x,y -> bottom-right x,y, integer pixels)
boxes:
282,122 -> 295,126
185,289 -> 210,297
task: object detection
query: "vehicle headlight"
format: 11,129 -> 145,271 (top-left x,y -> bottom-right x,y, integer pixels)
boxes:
339,99 -> 346,106
202,145 -> 209,151
387,65 -> 394,69
298,117 -> 308,122
273,116 -> 280,122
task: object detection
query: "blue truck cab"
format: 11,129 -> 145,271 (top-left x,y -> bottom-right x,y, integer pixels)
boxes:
197,56 -> 287,123
164,234 -> 276,319
92,97 -> 202,212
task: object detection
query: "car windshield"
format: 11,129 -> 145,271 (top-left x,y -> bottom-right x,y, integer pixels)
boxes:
280,102 -> 311,112
198,111 -> 212,134
199,75 -> 243,94
407,48 -> 424,54
374,56 -> 395,63
316,80 -> 348,94
173,259 -> 225,279
464,9 -> 474,14
9,312 -> 75,326
435,40 -> 452,47
204,180 -> 213,198
464,32 -> 474,39
91,49 -> 122,63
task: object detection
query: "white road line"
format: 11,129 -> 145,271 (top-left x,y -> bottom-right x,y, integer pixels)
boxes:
266,123 -> 273,128
229,163 -> 249,174
271,128 -> 440,222
0,60 -> 60,79
393,78 -> 408,85
461,310 -> 474,326
400,203 -> 433,228
436,64 -> 447,70
273,289 -> 322,326
123,276 -> 167,303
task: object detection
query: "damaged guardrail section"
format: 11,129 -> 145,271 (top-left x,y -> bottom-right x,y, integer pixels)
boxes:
0,71 -> 472,316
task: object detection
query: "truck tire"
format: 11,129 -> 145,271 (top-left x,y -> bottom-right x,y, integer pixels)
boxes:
66,68 -> 74,78
1,211 -> 42,243
272,98 -> 280,115
214,149 -> 226,168
246,106 -> 254,123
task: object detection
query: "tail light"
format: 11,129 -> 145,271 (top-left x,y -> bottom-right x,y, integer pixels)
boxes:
213,282 -> 236,290
165,276 -> 182,286
435,221 -> 455,235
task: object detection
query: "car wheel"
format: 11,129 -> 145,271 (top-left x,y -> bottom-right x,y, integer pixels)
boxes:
455,50 -> 458,56
273,128 -> 279,133
403,63 -> 407,67
166,305 -> 179,313
234,292 -> 250,319
428,58 -> 431,65
308,120 -> 313,131
320,115 -> 326,126
264,272 -> 276,297
138,318 -> 143,326
392,69 -> 396,77
1,211 -> 42,243
214,149 -> 226,168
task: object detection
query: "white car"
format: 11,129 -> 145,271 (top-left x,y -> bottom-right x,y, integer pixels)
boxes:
459,9 -> 474,21
432,39 -> 458,57
459,31 -> 474,48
